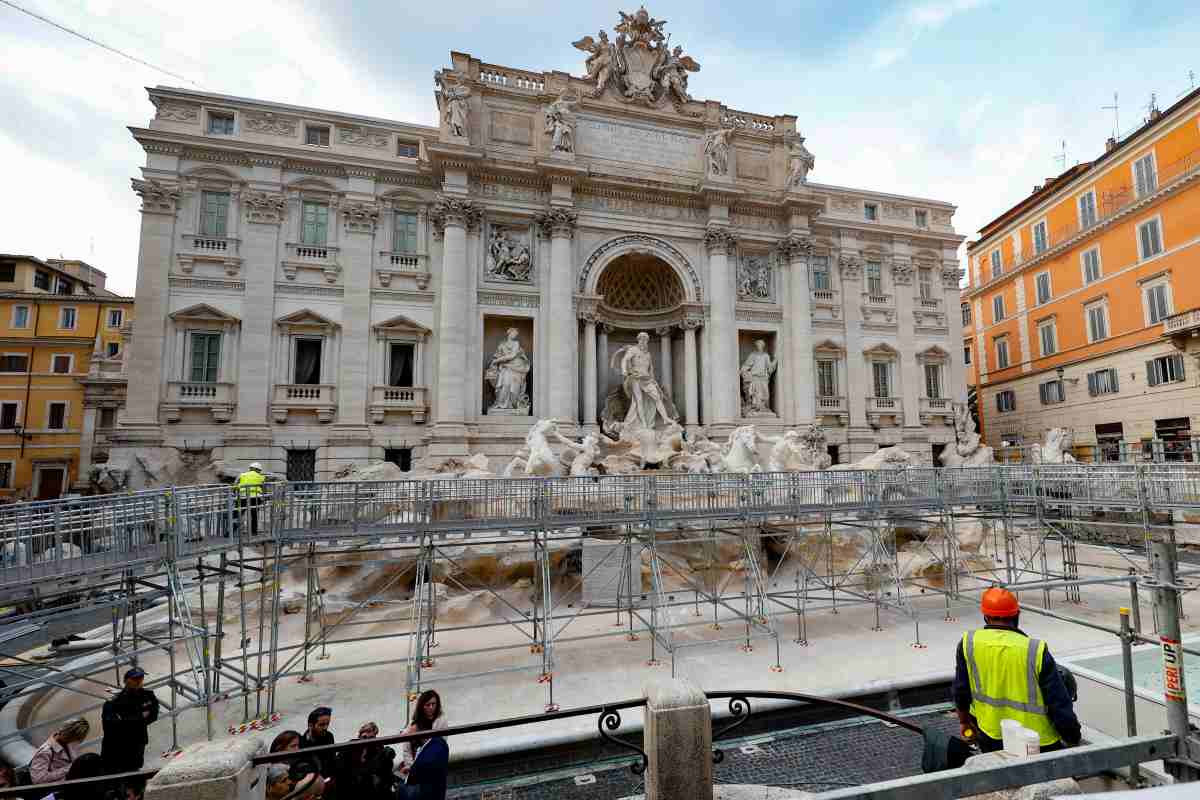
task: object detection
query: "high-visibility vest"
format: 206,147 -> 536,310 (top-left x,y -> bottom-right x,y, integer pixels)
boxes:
236,470 -> 265,498
962,628 -> 1060,746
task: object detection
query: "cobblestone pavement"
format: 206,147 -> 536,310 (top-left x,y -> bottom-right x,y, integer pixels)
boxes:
449,708 -> 960,800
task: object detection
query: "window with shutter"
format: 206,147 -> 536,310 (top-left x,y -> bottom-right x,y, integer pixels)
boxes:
995,339 -> 1009,369
996,390 -> 1016,412
1134,154 -> 1157,197
810,256 -> 830,290
1039,322 -> 1056,356
301,201 -> 329,245
1138,219 -> 1162,259
1078,191 -> 1097,228
1147,354 -> 1186,386
1081,248 -> 1101,283
199,191 -> 230,237
924,364 -> 942,399
872,362 -> 891,397
990,250 -> 1002,278
993,295 -> 1005,322
189,333 -> 221,383
47,402 -> 66,430
1146,284 -> 1170,324
393,212 -> 418,253
0,402 -> 17,429
1087,305 -> 1108,341
1033,221 -> 1048,254
1035,272 -> 1051,304
865,262 -> 883,295
816,360 -> 837,397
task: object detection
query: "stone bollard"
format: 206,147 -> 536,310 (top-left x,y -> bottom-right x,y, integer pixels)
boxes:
643,678 -> 713,800
145,737 -> 266,800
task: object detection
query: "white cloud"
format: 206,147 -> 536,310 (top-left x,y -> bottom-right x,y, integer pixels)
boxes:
869,0 -> 992,70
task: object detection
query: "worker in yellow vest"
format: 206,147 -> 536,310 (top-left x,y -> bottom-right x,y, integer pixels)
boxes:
236,462 -> 267,535
954,587 -> 1081,753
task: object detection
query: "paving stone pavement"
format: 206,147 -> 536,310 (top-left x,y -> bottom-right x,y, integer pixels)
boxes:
449,709 -> 961,800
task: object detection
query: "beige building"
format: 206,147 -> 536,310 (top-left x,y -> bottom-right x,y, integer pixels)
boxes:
117,8 -> 964,479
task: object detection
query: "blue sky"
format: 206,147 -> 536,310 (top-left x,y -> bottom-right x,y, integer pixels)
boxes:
0,0 -> 1196,293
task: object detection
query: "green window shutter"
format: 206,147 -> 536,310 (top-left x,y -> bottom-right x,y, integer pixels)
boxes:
1146,360 -> 1157,387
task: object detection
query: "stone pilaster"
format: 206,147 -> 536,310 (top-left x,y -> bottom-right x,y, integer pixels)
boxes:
656,326 -> 674,401
838,252 -> 870,433
582,316 -> 598,430
782,234 -> 814,425
943,264 -> 967,400
236,187 -> 284,427
537,207 -> 579,426
893,257 -> 919,430
336,198 -> 379,428
703,226 -> 738,429
597,323 -> 611,406
120,179 -> 180,438
429,196 -> 480,454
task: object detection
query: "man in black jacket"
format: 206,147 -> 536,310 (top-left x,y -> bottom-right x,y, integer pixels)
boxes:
101,668 -> 160,774
299,707 -> 336,783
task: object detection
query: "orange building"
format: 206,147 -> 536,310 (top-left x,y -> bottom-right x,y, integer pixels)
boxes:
962,87 -> 1200,460
0,255 -> 132,498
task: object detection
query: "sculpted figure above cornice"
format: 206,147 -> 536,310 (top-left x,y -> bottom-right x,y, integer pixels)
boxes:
703,226 -> 738,255
571,6 -> 700,107
131,178 -> 180,215
536,208 -> 579,238
430,196 -> 481,234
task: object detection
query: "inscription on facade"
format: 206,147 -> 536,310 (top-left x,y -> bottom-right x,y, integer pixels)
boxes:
576,116 -> 698,171
737,152 -> 769,182
490,111 -> 533,146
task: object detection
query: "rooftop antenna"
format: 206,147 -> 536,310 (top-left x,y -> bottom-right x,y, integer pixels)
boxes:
1145,91 -> 1159,121
1053,139 -> 1067,172
1101,91 -> 1119,140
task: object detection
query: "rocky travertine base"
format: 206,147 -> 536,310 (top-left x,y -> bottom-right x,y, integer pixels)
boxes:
960,751 -> 1081,800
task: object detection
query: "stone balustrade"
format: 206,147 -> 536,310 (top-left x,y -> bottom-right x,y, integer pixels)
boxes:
368,384 -> 428,423
271,383 -> 337,423
1163,307 -> 1200,336
163,381 -> 236,422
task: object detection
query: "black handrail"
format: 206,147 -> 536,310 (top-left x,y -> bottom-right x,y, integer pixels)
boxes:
252,698 -> 650,774
0,766 -> 158,799
705,690 -> 924,763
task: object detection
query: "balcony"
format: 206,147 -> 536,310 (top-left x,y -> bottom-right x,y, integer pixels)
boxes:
271,384 -> 336,423
368,385 -> 429,424
178,234 -> 242,275
811,288 -> 837,302
866,396 -> 902,427
376,251 -> 431,290
282,243 -> 340,282
163,381 -> 236,423
918,297 -> 941,309
861,292 -> 892,306
1162,308 -> 1200,340
919,396 -> 953,425
815,395 -> 848,426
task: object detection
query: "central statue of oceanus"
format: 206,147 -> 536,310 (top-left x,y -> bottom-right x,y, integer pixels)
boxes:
600,331 -> 680,466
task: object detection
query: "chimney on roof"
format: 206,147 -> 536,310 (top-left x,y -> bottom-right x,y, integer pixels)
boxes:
1105,137 -> 1117,152
1149,108 -> 1162,123
1033,184 -> 1042,193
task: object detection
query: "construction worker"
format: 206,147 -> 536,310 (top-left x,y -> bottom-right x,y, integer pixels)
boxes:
236,462 -> 267,535
954,587 -> 1082,753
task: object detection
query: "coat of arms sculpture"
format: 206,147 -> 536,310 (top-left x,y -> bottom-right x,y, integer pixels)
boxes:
572,6 -> 700,107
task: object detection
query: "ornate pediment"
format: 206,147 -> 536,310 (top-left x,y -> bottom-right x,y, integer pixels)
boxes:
372,314 -> 431,339
813,339 -> 845,357
169,303 -> 240,324
863,342 -> 900,359
572,6 -> 700,108
276,309 -> 340,331
916,345 -> 950,363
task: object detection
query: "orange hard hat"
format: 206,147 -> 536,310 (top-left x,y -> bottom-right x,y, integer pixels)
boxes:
981,587 -> 1019,617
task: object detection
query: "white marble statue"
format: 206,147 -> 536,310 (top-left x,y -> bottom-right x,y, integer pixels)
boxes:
761,425 -> 833,472
786,137 -> 815,188
653,45 -> 700,103
720,425 -> 762,473
544,90 -> 579,153
940,403 -> 995,467
704,126 -> 733,177
485,328 -> 531,414
486,228 -> 532,282
442,84 -> 471,139
555,431 -> 604,476
1030,427 -> 1077,464
833,445 -> 914,471
737,256 -> 772,300
740,340 -> 777,417
612,332 -> 675,433
503,419 -> 562,477
572,30 -> 616,96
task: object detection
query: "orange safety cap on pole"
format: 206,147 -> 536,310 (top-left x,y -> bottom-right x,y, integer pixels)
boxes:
981,587 -> 1020,617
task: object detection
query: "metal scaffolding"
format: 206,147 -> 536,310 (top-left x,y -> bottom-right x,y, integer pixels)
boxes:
0,464 -> 1196,759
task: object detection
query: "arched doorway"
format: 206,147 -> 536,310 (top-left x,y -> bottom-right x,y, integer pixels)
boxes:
577,248 -> 705,431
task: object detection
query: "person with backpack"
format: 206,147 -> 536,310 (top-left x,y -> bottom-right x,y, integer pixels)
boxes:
100,668 -> 159,774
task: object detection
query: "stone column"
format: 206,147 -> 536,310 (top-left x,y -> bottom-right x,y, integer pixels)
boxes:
121,179 -> 181,432
943,264 -> 966,400
839,253 -> 868,429
582,316 -> 598,430
682,320 -> 700,431
656,326 -> 673,401
597,323 -> 610,405
430,197 -> 478,454
784,235 -> 815,425
704,227 -> 738,429
538,208 -> 579,426
642,678 -> 713,800
893,258 -> 920,430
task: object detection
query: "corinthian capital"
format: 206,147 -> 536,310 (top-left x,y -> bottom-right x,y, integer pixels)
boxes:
838,253 -> 863,280
430,196 -> 481,234
703,226 -> 738,255
941,267 -> 964,285
131,178 -> 180,215
536,207 -> 578,238
778,234 -> 814,261
892,262 -> 914,285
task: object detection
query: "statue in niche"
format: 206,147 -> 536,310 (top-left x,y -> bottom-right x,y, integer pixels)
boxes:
544,90 -> 579,153
486,228 -> 532,282
441,83 -> 471,139
485,328 -> 531,414
740,339 -> 777,416
787,137 -> 816,188
573,30 -> 616,97
704,126 -> 733,177
612,332 -> 675,433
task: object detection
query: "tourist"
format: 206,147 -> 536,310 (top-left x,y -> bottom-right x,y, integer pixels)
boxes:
101,777 -> 146,800
100,668 -> 159,774
336,721 -> 396,799
396,731 -> 448,800
265,764 -> 294,800
954,587 -> 1081,753
270,730 -> 303,753
279,771 -> 325,800
30,718 -> 89,784
0,765 -> 22,800
299,707 -> 335,782
397,690 -> 446,777
42,753 -> 104,800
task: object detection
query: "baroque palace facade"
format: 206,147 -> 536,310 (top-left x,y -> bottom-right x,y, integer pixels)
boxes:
963,86 -> 1200,460
118,8 -> 964,478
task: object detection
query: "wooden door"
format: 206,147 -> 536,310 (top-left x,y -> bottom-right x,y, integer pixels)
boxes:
37,468 -> 65,500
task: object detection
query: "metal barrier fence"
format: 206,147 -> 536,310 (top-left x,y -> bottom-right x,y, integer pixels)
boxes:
2,464 -> 1199,593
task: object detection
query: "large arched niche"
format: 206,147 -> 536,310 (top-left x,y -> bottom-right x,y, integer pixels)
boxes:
595,253 -> 686,312
579,234 -> 703,303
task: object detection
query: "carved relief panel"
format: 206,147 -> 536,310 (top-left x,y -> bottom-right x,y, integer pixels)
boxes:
482,221 -> 535,284
736,251 -> 774,302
